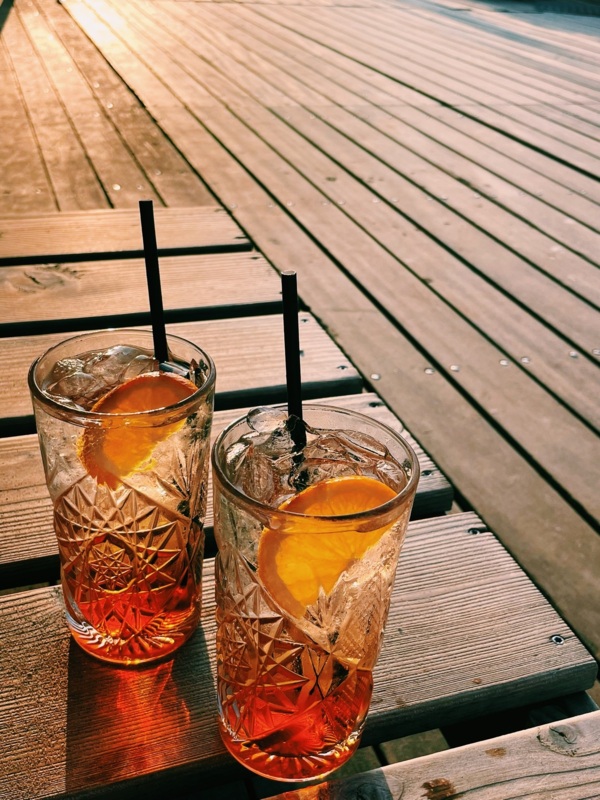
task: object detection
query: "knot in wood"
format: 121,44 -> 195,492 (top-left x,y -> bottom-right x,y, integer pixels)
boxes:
538,723 -> 579,756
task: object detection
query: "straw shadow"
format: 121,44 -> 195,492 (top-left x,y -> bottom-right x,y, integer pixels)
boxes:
0,0 -> 14,33
536,0 -> 600,16
434,0 -> 600,40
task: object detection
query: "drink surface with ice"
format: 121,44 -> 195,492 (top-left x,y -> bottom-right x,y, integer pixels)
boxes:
212,406 -> 418,781
29,331 -> 215,665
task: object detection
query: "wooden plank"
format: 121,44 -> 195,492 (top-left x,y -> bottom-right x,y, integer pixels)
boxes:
121,95 -> 599,523
440,689 -> 600,748
152,3 -> 599,352
0,313 -> 362,434
15,0 -> 161,209
266,105 -> 600,415
205,0 -> 600,244
64,2 -> 600,389
80,2 -> 599,336
356,5 -> 600,104
422,105 -> 600,203
0,206 -> 251,265
0,393 -> 453,589
376,1 -> 600,92
215,2 -> 600,200
430,0 -> 600,62
53,9 -> 600,663
253,4 -> 600,175
3,0 -> 113,211
0,28 -> 57,213
274,0 -> 598,105
30,0 -> 217,208
265,711 -> 600,800
300,101 -> 600,274
0,251 -> 281,335
288,1 -> 600,114
286,10 -> 597,164
390,104 -> 600,230
0,512 -> 595,800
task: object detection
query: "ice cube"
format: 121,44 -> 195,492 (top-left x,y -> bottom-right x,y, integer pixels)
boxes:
84,345 -> 155,385
228,413 -> 406,507
41,344 -> 158,410
374,458 -> 408,492
44,370 -> 105,409
239,450 -> 277,504
247,406 -> 288,433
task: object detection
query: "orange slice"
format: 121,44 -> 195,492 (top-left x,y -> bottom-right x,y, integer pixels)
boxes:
258,475 -> 397,618
79,371 -> 197,489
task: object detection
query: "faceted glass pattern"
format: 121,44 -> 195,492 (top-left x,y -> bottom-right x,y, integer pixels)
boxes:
29,330 -> 215,666
212,405 -> 419,781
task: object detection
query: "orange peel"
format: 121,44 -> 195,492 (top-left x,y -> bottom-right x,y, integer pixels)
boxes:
78,371 -> 197,489
257,475 -> 397,617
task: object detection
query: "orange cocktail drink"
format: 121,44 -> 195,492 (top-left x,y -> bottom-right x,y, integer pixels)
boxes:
29,329 -> 215,666
212,405 -> 419,782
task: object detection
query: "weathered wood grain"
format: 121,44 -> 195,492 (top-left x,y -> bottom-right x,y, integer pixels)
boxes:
0,30 -> 57,213
0,512 -> 595,800
151,0 -> 600,338
0,313 -> 362,433
206,3 -> 600,219
157,2 -> 600,294
266,711 -> 600,800
1,4 -> 108,212
0,393 -> 452,588
0,206 -> 251,265
15,0 -> 169,207
129,118 -> 598,671
263,4 -> 600,175
307,303 -> 600,663
0,251 -> 280,334
20,0 -> 217,209
1,3 -> 599,797
60,0 -> 600,528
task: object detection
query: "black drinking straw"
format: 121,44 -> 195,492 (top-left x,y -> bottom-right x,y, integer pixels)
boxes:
281,271 -> 307,453
139,200 -> 169,364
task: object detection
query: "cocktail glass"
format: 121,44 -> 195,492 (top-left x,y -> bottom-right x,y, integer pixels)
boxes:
211,404 -> 419,781
28,329 -> 216,666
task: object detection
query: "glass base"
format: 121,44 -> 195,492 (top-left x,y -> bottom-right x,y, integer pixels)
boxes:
66,609 -> 200,666
219,719 -> 362,782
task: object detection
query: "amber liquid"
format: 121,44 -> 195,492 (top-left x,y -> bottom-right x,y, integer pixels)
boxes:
217,607 -> 373,781
55,486 -> 203,665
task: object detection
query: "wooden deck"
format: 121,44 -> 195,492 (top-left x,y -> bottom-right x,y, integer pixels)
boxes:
1,0 -> 599,686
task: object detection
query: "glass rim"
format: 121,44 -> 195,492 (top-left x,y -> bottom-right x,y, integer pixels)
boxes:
28,328 -> 216,422
211,403 -> 420,524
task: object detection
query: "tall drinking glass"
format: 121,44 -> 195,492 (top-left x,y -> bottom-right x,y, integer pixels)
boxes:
212,404 -> 419,781
29,329 -> 216,666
